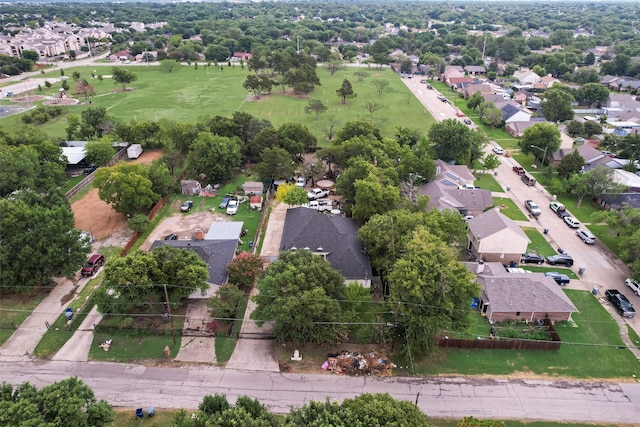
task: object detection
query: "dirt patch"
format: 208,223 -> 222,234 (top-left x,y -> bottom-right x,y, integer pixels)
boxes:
43,98 -> 79,106
71,188 -> 129,241
139,211 -> 230,251
70,149 -> 165,248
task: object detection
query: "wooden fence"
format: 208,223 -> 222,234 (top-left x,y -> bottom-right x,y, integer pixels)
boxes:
64,146 -> 129,199
119,195 -> 169,256
437,319 -> 561,351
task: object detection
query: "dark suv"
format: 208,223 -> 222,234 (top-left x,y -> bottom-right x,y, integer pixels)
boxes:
605,289 -> 636,318
81,254 -> 105,277
546,254 -> 574,267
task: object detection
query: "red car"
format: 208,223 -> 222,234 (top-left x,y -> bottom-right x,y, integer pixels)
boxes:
456,111 -> 465,117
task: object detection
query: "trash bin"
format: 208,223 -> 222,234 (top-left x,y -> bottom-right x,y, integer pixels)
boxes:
509,261 -> 517,268
543,228 -> 549,235
65,308 -> 73,320
135,408 -> 144,419
592,285 -> 599,295
578,267 -> 585,275
147,407 -> 155,417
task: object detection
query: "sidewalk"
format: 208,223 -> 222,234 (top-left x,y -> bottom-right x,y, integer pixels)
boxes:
0,275 -> 89,360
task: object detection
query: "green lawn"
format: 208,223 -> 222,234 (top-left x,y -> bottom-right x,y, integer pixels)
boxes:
89,332 -> 180,362
474,173 -> 504,192
522,227 -> 556,257
587,224 -> 622,256
554,195 -> 601,224
524,266 -> 578,279
493,197 -> 529,221
414,290 -> 640,379
13,65 -> 433,144
0,289 -> 48,346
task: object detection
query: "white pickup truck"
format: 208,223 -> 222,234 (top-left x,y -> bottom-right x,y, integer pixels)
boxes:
307,188 -> 330,200
303,199 -> 333,212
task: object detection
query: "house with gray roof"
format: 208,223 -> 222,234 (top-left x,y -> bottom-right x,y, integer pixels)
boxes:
472,263 -> 578,322
149,221 -> 244,298
466,208 -> 530,265
597,193 -> 640,210
150,239 -> 238,298
497,101 -> 533,123
419,182 -> 493,216
550,144 -> 606,169
280,207 -> 372,287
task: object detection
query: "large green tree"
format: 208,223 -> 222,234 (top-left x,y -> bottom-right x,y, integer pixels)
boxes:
336,79 -> 356,104
186,132 -> 241,184
111,66 -> 137,90
427,118 -> 473,164
569,166 -> 626,208
388,227 -> 479,358
95,245 -> 208,314
557,150 -> 585,179
93,163 -> 159,216
541,88 -> 574,122
594,208 -> 640,281
352,172 -> 400,222
84,138 -> 115,166
251,250 -> 346,343
0,191 -> 88,292
0,377 -> 114,427
255,146 -> 295,181
519,122 -> 562,166
577,83 -> 610,108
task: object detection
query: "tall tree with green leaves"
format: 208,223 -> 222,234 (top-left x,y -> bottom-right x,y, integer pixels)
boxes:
569,166 -> 626,208
388,227 -> 479,358
251,250 -> 347,343
336,79 -> 356,104
519,122 -> 562,166
255,146 -> 296,181
276,182 -> 308,206
0,378 -> 114,427
305,99 -> 328,118
84,138 -> 115,166
427,118 -> 473,164
93,163 -> 159,216
557,150 -> 585,179
186,132 -> 241,184
541,88 -> 574,122
111,66 -> 137,90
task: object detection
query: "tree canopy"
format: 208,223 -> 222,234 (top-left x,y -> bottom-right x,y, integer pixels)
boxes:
569,165 -> 626,208
93,163 -> 159,216
251,250 -> 346,343
518,122 -> 561,166
427,118 -> 473,164
0,377 -> 114,427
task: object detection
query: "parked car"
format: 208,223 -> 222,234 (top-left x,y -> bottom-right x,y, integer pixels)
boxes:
520,253 -> 544,264
295,177 -> 306,187
625,278 -> 640,295
219,197 -> 231,209
606,289 -> 636,318
226,199 -> 239,215
549,201 -> 569,218
456,111 -> 465,117
524,200 -> 541,216
576,229 -> 596,245
563,216 -> 580,228
512,166 -> 525,175
463,118 -> 472,125
521,253 -> 545,264
546,254 -> 574,267
545,272 -> 570,286
164,233 -> 178,240
492,146 -> 505,155
81,254 -> 105,277
181,200 -> 193,212
457,184 -> 481,190
83,165 -> 97,174
574,137 -> 586,144
521,174 -> 536,186
307,188 -> 330,200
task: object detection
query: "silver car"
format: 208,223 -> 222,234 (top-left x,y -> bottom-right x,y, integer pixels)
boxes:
576,229 -> 596,245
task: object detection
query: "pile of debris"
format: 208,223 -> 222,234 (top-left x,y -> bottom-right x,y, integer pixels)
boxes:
321,350 -> 395,377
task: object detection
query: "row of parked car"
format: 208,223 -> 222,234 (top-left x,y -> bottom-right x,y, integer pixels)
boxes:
520,252 -> 574,267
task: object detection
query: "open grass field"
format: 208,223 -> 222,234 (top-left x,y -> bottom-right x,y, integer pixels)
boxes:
474,172 -> 504,192
413,290 -> 640,379
522,227 -> 557,257
493,196 -> 529,221
5,64 -> 434,145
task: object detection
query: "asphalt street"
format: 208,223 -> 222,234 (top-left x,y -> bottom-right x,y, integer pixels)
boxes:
3,359 -> 640,424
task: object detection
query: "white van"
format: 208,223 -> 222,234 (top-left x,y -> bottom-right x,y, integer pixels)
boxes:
563,216 -> 580,228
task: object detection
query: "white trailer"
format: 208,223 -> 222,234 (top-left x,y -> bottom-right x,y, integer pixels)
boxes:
127,144 -> 143,159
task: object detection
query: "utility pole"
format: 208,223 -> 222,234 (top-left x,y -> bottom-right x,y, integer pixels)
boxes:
163,284 -> 176,345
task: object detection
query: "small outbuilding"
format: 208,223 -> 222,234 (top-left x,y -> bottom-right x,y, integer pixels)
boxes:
242,181 -> 264,196
181,180 -> 202,196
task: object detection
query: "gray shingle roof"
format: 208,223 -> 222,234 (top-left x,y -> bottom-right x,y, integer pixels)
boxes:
280,207 -> 372,281
477,274 -> 578,314
467,208 -> 529,241
149,239 -> 237,285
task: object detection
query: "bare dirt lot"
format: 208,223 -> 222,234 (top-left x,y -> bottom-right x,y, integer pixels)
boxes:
71,149 -> 164,248
139,211 -> 230,251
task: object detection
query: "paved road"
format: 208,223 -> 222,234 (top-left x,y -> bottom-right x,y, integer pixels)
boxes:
2,358 -> 640,424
